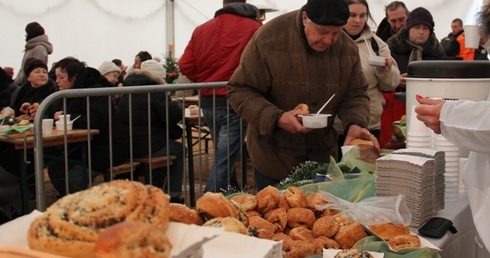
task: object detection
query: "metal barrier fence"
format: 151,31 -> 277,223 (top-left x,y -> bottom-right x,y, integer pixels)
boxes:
32,81 -> 250,211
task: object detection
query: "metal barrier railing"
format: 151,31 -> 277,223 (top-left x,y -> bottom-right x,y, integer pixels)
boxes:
32,81 -> 249,211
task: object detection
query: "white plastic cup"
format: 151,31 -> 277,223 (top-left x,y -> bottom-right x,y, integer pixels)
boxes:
42,119 -> 54,135
407,105 -> 432,137
464,25 -> 480,49
58,114 -> 71,123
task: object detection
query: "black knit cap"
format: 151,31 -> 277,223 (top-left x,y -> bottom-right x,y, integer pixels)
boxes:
303,0 -> 350,26
24,58 -> 48,77
25,22 -> 45,41
405,7 -> 435,31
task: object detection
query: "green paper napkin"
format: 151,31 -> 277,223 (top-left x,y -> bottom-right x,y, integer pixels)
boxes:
2,126 -> 33,136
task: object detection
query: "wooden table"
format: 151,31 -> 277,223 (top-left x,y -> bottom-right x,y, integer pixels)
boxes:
174,96 -> 199,107
0,128 -> 99,150
0,128 -> 99,213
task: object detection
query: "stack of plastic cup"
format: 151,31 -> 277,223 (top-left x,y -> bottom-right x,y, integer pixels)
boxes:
433,134 -> 460,202
406,106 -> 433,149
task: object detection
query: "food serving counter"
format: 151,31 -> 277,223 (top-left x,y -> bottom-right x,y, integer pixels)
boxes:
0,192 -> 488,258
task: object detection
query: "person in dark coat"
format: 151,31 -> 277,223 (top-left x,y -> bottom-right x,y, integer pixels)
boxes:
117,69 -> 185,203
375,1 -> 409,42
47,57 -> 128,196
10,58 -> 57,118
380,7 -> 446,147
0,58 -> 57,178
0,67 -> 17,110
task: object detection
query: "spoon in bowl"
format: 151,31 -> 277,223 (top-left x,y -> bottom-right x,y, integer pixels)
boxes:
71,115 -> 81,123
316,94 -> 336,116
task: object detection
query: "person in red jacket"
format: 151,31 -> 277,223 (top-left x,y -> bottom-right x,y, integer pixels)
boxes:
179,0 -> 262,193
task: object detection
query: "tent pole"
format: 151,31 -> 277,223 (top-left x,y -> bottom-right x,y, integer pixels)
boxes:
166,0 -> 175,48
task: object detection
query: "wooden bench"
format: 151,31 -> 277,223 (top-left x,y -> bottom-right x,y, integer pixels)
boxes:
134,155 -> 177,183
103,161 -> 141,181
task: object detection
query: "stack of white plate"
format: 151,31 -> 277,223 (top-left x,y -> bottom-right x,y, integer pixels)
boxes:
375,153 -> 442,227
433,134 -> 459,202
392,148 -> 445,213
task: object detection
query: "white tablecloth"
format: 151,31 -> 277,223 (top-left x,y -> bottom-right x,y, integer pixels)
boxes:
413,192 -> 490,258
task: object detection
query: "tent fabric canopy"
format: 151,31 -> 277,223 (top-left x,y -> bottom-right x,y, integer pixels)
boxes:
0,0 -> 482,77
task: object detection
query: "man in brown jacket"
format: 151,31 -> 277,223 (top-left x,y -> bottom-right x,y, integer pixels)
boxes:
227,0 -> 379,190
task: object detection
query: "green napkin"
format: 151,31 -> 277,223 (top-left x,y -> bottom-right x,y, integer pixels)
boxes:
2,126 -> 33,136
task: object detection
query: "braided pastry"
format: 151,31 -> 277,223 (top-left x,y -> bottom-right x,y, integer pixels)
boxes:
28,180 -> 170,258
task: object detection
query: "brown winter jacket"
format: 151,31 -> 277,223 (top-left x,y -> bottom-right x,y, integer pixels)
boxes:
227,9 -> 369,180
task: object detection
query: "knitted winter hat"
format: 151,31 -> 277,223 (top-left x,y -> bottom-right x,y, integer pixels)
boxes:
405,7 -> 435,31
303,0 -> 349,26
25,22 -> 45,41
141,59 -> 166,79
98,61 -> 121,76
24,58 -> 48,77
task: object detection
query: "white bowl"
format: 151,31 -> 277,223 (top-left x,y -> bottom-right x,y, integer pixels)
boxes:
300,114 -> 332,129
55,121 -> 73,131
367,56 -> 386,67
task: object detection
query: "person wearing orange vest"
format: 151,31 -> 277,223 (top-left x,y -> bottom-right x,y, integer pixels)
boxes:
452,18 -> 476,60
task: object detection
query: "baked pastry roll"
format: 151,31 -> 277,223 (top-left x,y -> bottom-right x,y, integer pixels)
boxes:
28,180 -> 170,258
94,221 -> 171,258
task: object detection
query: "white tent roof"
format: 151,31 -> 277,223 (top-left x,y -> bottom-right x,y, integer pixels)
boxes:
0,0 -> 483,76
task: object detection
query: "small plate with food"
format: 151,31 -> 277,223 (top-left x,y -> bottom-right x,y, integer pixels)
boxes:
365,222 -> 440,252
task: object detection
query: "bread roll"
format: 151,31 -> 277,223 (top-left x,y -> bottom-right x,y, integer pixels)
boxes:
312,236 -> 340,254
248,216 -> 275,233
255,185 -> 281,214
368,223 -> 410,240
286,208 -> 315,229
283,240 -> 315,258
334,222 -> 367,249
284,186 -> 307,208
196,192 -> 238,220
94,221 -> 171,258
312,215 -> 339,238
28,180 -> 170,258
202,217 -> 248,235
294,103 -> 309,111
289,227 -> 315,241
230,193 -> 257,211
388,235 -> 421,251
348,138 -> 375,146
169,203 -> 204,225
264,207 -> 287,233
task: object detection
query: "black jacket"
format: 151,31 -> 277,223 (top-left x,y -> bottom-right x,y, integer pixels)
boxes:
117,70 -> 183,158
0,69 -> 17,109
387,28 -> 446,76
10,78 -> 57,116
52,67 -> 127,170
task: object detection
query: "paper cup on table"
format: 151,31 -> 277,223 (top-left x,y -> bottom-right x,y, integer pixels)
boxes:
407,105 -> 432,136
42,119 -> 54,135
464,25 -> 480,49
